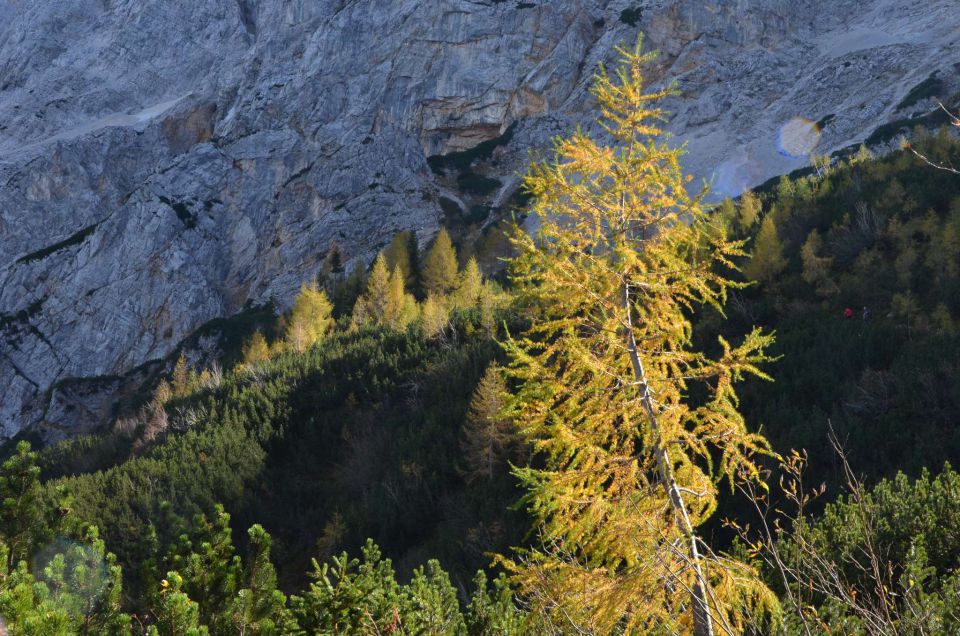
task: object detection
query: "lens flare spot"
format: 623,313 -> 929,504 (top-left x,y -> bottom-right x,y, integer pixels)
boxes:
33,538 -> 109,610
714,158 -> 752,198
777,118 -> 821,157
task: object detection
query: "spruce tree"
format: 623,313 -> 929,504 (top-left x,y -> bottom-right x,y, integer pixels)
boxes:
421,228 -> 459,297
406,230 -> 421,285
325,241 -> 344,276
317,241 -> 345,295
502,39 -> 778,635
332,261 -> 368,318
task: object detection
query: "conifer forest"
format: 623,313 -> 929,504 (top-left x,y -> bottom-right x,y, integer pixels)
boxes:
3,10 -> 960,635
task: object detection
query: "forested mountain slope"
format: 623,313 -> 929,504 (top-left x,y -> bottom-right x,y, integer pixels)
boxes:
712,131 -> 960,487
0,130 -> 957,633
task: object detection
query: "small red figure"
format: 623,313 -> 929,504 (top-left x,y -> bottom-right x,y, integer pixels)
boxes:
844,307 -> 853,319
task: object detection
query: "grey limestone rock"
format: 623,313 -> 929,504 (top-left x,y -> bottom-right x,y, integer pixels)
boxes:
0,0 -> 957,437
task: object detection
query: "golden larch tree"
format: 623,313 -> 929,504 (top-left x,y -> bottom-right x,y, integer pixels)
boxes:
737,190 -> 761,232
384,266 -> 407,328
452,256 -> 484,310
421,228 -> 459,296
351,254 -> 390,329
385,266 -> 419,330
800,230 -> 837,297
241,331 -> 271,366
501,39 -> 780,635
460,364 -> 518,484
383,230 -> 416,286
352,255 -> 418,331
170,352 -> 194,398
744,214 -> 787,284
285,283 -> 334,353
419,293 -> 449,339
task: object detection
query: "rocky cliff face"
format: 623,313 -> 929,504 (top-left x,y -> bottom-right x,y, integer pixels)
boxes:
1,0 -> 957,438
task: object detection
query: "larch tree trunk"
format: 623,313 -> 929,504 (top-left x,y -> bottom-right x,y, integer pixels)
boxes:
623,282 -> 715,636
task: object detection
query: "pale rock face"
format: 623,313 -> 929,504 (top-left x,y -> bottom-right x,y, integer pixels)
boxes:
0,0 -> 957,437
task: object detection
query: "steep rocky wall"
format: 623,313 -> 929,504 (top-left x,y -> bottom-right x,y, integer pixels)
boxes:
0,0 -> 957,437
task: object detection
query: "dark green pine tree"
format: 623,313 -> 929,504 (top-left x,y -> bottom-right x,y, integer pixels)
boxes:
0,441 -> 68,568
164,505 -> 242,632
226,524 -> 295,634
149,571 -> 208,636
